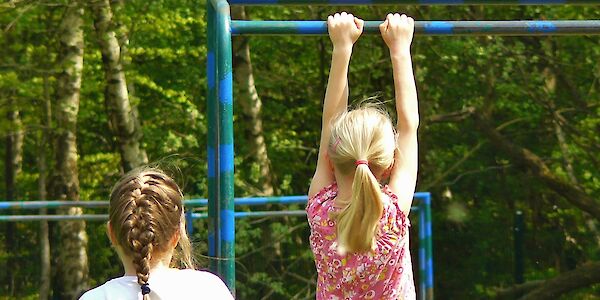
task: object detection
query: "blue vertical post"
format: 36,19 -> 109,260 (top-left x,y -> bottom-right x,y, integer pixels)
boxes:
185,209 -> 194,236
206,0 -> 220,276
212,0 -> 236,293
418,193 -> 434,300
424,193 -> 433,300
418,198 -> 426,300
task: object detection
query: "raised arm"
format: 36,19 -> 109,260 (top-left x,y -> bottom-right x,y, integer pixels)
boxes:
308,12 -> 364,197
380,13 -> 419,214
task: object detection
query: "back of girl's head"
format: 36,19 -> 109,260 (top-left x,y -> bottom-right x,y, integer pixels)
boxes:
328,104 -> 396,254
109,168 -> 194,298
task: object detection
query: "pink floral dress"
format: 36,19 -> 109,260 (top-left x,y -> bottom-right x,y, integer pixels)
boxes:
306,182 -> 416,300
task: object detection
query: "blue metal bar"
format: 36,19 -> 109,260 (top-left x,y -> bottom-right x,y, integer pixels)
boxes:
231,20 -> 600,36
0,214 -> 108,222
186,209 -> 194,236
207,0 -> 220,277
0,207 -> 420,222
424,193 -> 433,300
0,211 -> 309,222
1,194 -> 428,210
419,196 -> 426,300
229,0 -> 599,5
0,201 -> 109,209
192,210 -> 308,219
212,0 -> 236,292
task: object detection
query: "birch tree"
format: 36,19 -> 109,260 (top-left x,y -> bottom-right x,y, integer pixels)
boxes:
51,1 -> 88,297
231,6 -> 274,196
92,0 -> 147,172
4,96 -> 23,296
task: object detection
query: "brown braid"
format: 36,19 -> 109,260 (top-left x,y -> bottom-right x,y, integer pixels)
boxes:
109,168 -> 194,299
129,182 -> 155,288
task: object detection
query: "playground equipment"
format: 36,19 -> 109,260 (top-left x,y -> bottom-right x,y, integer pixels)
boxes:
206,0 -> 600,298
0,194 -> 433,298
2,0 -> 599,299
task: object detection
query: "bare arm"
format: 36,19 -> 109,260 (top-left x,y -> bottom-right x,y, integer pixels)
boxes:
380,14 -> 419,214
308,12 -> 364,197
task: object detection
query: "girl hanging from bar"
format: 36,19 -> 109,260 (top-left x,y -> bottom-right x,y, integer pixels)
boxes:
306,12 -> 419,299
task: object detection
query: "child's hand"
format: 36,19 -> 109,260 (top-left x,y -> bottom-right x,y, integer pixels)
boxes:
327,12 -> 364,50
379,13 -> 414,55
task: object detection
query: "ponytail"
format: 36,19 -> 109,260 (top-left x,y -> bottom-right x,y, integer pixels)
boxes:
336,162 -> 384,254
327,105 -> 396,254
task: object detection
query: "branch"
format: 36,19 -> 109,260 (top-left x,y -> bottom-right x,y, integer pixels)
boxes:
520,261 -> 600,300
492,280 -> 544,300
473,112 -> 600,221
423,116 -> 526,190
427,106 -> 476,123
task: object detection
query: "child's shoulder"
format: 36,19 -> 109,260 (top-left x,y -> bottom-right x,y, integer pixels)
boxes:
307,182 -> 338,213
79,276 -> 132,300
173,269 -> 233,298
176,268 -> 224,282
308,182 -> 338,201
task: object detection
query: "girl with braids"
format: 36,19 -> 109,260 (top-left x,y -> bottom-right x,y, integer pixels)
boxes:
306,12 -> 418,299
81,168 -> 233,300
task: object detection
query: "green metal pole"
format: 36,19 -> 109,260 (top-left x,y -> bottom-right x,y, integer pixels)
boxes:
231,20 -> 600,36
206,0 -> 221,276
514,210 -> 524,284
212,0 -> 236,293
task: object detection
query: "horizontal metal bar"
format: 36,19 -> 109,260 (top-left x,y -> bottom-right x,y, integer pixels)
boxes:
231,20 -> 600,35
0,201 -> 109,210
192,210 -> 308,219
0,214 -> 109,222
0,206 -> 419,222
184,195 -> 309,207
229,0 -> 599,5
0,193 -> 431,210
0,211 -> 307,222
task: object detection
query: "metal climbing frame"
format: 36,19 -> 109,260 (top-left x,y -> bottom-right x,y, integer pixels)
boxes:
206,0 -> 600,298
0,194 -> 432,299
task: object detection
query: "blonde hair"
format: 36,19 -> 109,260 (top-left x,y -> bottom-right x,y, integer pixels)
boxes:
109,168 -> 194,299
328,105 -> 396,253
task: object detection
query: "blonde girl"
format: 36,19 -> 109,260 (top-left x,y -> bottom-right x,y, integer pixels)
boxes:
81,168 -> 233,299
306,12 -> 418,299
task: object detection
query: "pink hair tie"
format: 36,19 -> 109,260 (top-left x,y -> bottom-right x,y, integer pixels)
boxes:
355,160 -> 369,166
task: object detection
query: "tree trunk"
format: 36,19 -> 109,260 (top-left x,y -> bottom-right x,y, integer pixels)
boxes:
231,6 -> 274,196
519,261 -> 600,300
4,96 -> 24,296
91,0 -> 147,172
51,2 -> 88,298
39,76 -> 52,300
542,68 -> 578,185
492,280 -> 544,300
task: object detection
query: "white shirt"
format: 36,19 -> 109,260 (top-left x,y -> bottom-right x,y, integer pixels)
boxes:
80,268 -> 234,300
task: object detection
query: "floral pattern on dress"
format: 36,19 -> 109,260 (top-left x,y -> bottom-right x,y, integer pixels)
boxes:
306,182 -> 416,300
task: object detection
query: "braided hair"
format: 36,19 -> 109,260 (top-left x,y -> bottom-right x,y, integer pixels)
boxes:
109,168 -> 194,299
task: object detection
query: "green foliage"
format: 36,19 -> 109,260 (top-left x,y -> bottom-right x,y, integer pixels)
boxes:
1,1 -> 599,299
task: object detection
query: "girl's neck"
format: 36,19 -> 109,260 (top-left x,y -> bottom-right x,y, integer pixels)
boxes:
122,251 -> 174,276
334,169 -> 384,208
334,172 -> 354,208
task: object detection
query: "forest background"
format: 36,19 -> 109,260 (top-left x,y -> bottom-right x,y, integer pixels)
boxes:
0,0 -> 599,299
